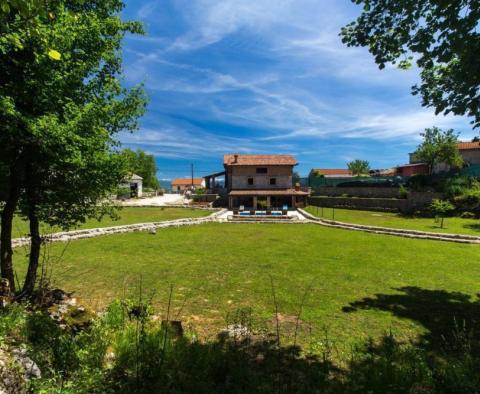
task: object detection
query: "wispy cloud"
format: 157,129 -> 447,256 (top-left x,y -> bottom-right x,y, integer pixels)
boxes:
120,0 -> 475,176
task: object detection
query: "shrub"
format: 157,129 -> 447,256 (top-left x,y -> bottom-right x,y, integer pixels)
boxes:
406,174 -> 431,191
430,199 -> 455,228
398,185 -> 408,199
116,187 -> 130,197
442,176 -> 471,197
453,179 -> 480,213
257,199 -> 268,209
5,296 -> 480,393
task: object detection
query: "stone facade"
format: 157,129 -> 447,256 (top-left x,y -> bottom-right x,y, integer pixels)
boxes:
228,165 -> 293,190
460,148 -> 480,165
223,154 -> 309,210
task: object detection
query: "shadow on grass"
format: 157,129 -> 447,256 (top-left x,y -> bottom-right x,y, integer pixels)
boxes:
463,223 -> 480,233
342,286 -> 480,352
13,290 -> 480,393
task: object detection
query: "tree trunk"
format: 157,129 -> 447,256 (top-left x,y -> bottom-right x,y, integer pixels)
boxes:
0,155 -> 25,293
22,204 -> 41,296
21,159 -> 41,297
0,192 -> 19,293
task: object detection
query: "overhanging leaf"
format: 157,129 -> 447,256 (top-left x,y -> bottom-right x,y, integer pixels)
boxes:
48,49 -> 61,60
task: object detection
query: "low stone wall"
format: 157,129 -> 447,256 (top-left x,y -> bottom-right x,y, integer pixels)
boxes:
298,208 -> 480,244
192,194 -> 218,203
313,186 -> 400,198
408,192 -> 444,209
308,191 -> 443,213
12,210 -> 227,248
122,204 -> 219,211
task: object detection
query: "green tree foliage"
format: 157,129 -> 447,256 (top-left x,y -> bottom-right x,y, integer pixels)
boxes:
120,148 -> 159,189
413,127 -> 463,175
341,1 -> 480,129
347,160 -> 370,176
292,171 -> 301,186
0,0 -> 147,293
430,199 -> 455,229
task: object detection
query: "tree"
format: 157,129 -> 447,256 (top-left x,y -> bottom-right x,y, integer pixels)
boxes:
292,171 -> 301,186
120,148 -> 159,189
341,1 -> 480,129
430,199 -> 455,229
347,160 -> 370,176
413,127 -> 463,175
0,0 -> 146,294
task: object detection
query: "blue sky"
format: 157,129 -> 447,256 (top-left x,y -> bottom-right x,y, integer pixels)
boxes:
120,0 -> 476,180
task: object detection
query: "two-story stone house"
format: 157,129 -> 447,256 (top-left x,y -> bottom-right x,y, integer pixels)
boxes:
224,154 -> 309,210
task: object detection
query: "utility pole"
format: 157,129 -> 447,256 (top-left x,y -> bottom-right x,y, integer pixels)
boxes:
191,163 -> 194,186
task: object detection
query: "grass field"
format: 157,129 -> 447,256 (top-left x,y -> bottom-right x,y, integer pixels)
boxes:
10,207 -> 211,238
13,223 -> 480,352
305,206 -> 480,236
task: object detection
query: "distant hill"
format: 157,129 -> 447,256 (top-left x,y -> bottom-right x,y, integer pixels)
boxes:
159,180 -> 171,192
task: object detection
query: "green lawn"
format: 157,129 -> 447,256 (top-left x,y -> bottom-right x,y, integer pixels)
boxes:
305,206 -> 480,236
11,207 -> 210,238
13,223 -> 480,351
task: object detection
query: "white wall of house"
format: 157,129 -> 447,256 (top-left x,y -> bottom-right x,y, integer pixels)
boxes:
133,179 -> 142,197
172,184 -> 187,193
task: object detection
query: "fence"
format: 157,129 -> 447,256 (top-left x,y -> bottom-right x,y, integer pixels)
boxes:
458,164 -> 480,178
312,186 -> 401,199
308,191 -> 443,213
307,175 -> 407,188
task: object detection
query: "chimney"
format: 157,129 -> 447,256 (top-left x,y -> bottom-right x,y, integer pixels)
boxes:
233,154 -> 238,163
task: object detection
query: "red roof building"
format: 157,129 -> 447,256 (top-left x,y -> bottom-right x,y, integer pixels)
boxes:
171,178 -> 204,194
395,163 -> 430,177
223,154 -> 308,210
309,168 -> 352,178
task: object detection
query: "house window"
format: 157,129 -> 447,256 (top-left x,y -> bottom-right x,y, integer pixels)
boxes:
256,167 -> 268,174
270,178 -> 276,185
247,177 -> 254,185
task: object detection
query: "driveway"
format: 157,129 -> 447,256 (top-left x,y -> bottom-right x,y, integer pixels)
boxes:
121,193 -> 187,206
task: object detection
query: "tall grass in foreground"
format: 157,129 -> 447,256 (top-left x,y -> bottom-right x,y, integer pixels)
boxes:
1,296 -> 480,393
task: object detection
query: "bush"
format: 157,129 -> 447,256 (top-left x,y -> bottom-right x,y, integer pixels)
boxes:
399,185 -> 408,199
4,297 -> 480,392
453,179 -> 480,213
116,187 -> 130,197
195,187 -> 206,195
430,199 -> 455,228
442,176 -> 471,197
406,174 -> 431,191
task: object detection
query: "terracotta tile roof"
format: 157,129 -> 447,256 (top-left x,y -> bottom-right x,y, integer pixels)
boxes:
311,169 -> 352,176
171,178 -> 203,186
224,154 -> 297,166
228,189 -> 309,196
396,163 -> 429,168
458,141 -> 480,150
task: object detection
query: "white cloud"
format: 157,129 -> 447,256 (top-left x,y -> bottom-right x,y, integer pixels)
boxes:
120,0 -> 476,171
167,0 -> 296,51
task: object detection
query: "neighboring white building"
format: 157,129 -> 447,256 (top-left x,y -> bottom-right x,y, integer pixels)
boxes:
171,178 -> 204,194
120,173 -> 143,197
